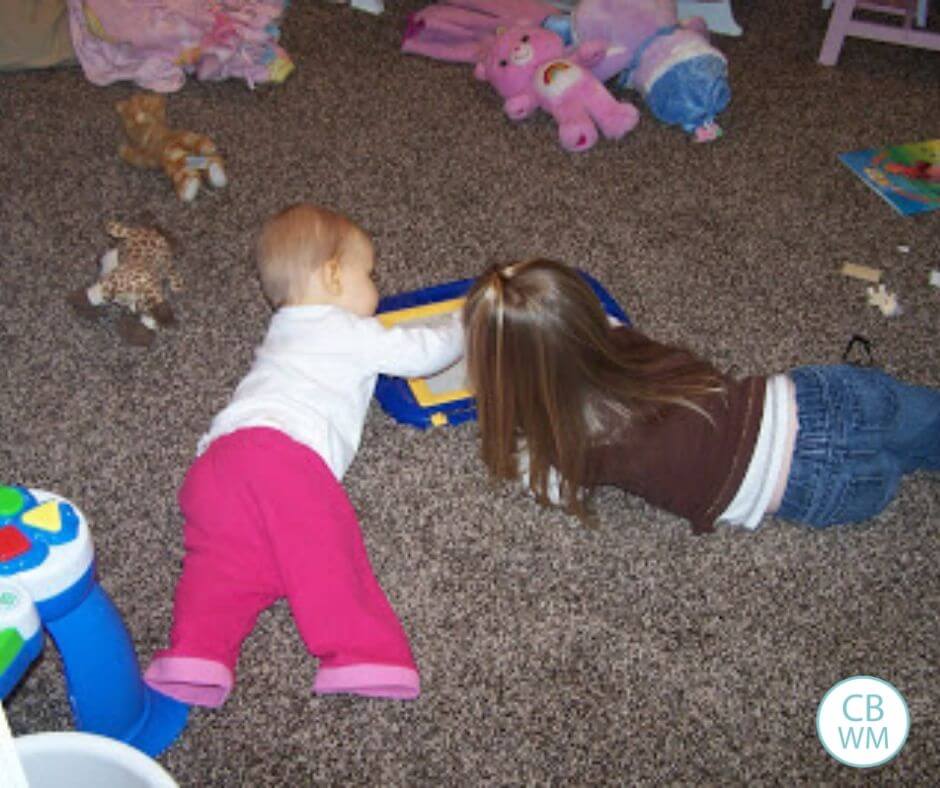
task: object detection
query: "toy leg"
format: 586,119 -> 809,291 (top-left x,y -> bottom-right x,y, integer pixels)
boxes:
585,85 -> 640,140
86,282 -> 108,307
553,104 -> 599,152
66,288 -> 102,321
46,580 -> 189,756
118,302 -> 176,348
81,280 -> 146,340
99,248 -> 119,275
178,131 -> 217,155
149,302 -> 176,327
161,147 -> 200,202
138,294 -> 176,330
117,314 -> 157,347
204,155 -> 227,189
187,134 -> 227,190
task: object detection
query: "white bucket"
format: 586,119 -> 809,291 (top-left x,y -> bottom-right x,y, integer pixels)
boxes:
13,732 -> 178,788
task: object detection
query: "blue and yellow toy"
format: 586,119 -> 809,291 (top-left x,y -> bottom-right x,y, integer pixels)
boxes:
375,271 -> 629,429
0,485 -> 187,757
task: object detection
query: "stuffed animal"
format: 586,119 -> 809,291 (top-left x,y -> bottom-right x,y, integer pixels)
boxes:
573,0 -> 730,142
116,92 -> 227,202
473,25 -> 639,152
67,222 -> 182,347
403,0 -> 730,142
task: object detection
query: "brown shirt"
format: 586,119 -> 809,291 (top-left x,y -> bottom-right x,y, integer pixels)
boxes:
585,328 -> 766,534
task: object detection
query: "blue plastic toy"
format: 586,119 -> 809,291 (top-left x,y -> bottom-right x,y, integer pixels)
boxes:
0,485 -> 188,757
375,271 -> 630,429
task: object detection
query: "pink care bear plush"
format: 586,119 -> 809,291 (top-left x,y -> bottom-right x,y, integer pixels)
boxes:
474,25 -> 639,152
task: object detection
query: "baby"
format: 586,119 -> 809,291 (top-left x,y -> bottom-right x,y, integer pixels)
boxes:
145,203 -> 463,706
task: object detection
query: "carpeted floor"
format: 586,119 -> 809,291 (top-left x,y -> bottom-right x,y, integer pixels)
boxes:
2,1 -> 938,784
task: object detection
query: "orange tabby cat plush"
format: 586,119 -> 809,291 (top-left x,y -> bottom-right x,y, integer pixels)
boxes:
116,93 -> 227,202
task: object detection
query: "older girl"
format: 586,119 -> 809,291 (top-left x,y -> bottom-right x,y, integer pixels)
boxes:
462,258 -> 939,533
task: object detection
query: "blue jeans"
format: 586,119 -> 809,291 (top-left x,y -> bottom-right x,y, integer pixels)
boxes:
776,365 -> 940,527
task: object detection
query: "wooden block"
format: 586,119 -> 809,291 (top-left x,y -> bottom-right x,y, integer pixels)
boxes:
841,263 -> 882,283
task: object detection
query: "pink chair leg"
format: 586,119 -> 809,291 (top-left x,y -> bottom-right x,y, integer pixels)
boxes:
819,0 -> 858,65
820,0 -> 940,65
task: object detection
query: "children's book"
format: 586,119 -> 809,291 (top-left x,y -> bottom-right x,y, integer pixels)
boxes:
839,139 -> 940,216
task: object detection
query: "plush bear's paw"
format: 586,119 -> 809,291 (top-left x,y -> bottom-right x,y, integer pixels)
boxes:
178,176 -> 200,202
604,102 -> 640,139
208,162 -> 227,189
150,302 -> 177,327
99,248 -> 120,275
66,288 -> 101,322
559,122 -> 598,152
117,314 -> 157,347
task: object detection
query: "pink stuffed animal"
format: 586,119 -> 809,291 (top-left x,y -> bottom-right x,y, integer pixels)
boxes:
473,25 -> 639,152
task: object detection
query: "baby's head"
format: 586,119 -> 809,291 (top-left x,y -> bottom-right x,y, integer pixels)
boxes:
257,203 -> 379,316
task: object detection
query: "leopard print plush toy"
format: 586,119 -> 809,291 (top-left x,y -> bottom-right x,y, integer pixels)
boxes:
67,222 -> 182,347
117,93 -> 227,202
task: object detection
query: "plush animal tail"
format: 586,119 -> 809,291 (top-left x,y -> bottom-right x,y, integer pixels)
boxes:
402,0 -> 556,63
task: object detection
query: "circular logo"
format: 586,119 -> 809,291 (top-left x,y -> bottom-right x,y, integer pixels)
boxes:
0,589 -> 19,610
817,676 -> 910,768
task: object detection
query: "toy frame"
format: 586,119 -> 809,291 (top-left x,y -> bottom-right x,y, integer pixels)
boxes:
375,271 -> 630,429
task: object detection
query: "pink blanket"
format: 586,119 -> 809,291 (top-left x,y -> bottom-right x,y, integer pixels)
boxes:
67,0 -> 293,92
402,0 -> 555,63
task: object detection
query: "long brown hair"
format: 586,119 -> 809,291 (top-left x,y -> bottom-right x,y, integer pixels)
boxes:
462,259 -> 725,519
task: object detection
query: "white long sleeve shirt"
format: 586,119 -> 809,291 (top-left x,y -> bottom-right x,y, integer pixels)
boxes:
198,304 -> 463,480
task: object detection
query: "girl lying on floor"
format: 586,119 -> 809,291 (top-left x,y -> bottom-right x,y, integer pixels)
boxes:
461,258 -> 939,533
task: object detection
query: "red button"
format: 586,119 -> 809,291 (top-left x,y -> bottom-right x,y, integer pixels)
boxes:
0,525 -> 30,562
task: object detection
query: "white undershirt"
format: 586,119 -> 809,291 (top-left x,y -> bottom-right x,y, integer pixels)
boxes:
718,373 -> 796,530
517,371 -> 798,530
198,305 -> 463,481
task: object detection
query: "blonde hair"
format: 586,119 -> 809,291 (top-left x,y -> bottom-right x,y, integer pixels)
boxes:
256,203 -> 369,308
462,259 -> 725,519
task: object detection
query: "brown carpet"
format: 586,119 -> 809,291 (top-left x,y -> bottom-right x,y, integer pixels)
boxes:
2,1 -> 938,784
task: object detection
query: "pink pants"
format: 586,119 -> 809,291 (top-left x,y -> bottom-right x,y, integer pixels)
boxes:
144,428 -> 420,707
